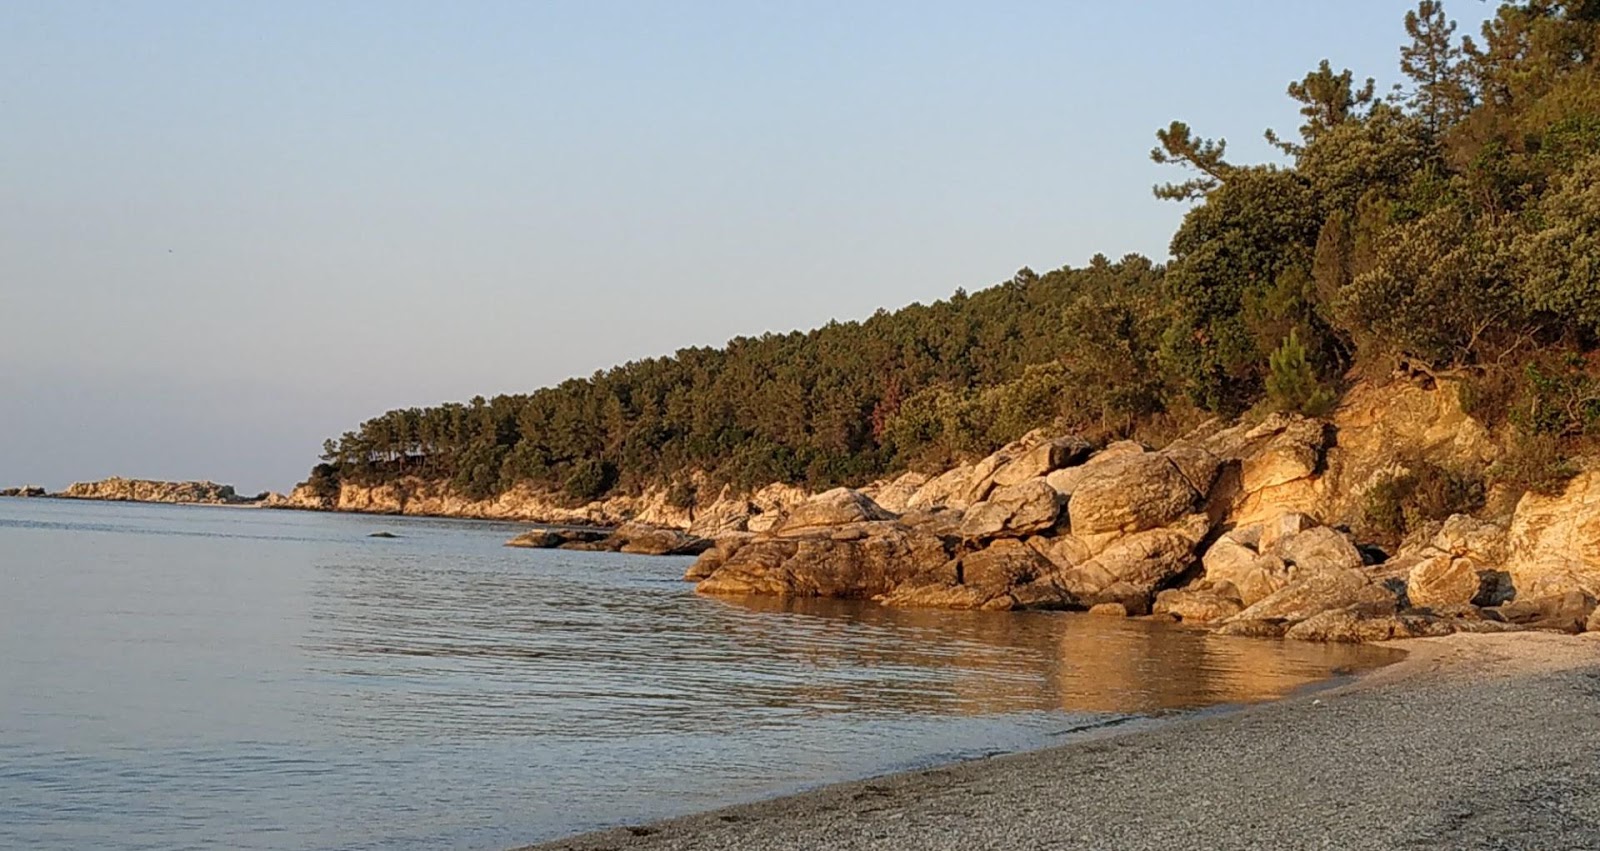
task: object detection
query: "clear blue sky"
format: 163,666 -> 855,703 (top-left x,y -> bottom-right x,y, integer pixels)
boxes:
0,1 -> 1496,492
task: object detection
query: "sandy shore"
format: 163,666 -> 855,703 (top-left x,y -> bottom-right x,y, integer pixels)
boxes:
525,632 -> 1600,851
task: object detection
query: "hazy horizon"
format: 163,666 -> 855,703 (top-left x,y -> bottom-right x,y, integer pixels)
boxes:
0,1 -> 1497,493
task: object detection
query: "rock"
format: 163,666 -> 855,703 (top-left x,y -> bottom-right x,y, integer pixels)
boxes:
1407,555 -> 1491,610
1161,446 -> 1224,496
1230,568 -> 1396,625
1238,415 -> 1327,493
1494,591 -> 1597,634
1087,602 -> 1130,617
1255,512 -> 1318,554
683,536 -> 750,581
959,539 -> 1052,598
1215,619 -> 1289,638
560,538 -> 626,552
1068,453 -> 1201,537
0,485 -> 45,498
864,472 -> 930,515
990,437 -> 1093,489
506,527 -> 610,548
1045,440 -> 1148,497
612,522 -> 713,556
1505,469 -> 1600,600
1200,536 -> 1291,607
1153,588 -> 1244,623
697,523 -> 949,599
1272,526 -> 1364,573
1056,522 -> 1206,601
906,464 -> 979,512
368,531 -> 400,539
1283,602 -> 1456,643
882,539 -> 1052,610
1429,514 -> 1509,564
958,480 -> 1061,540
1084,581 -> 1155,616
899,507 -> 966,539
771,488 -> 896,535
1588,606 -> 1600,634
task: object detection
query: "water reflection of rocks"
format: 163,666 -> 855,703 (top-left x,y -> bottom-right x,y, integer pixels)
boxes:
713,595 -> 1401,716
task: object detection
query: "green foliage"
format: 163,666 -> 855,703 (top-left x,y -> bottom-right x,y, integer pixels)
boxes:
563,459 -> 616,503
1513,354 -> 1600,437
1488,431 -> 1580,497
1266,330 -> 1337,416
1361,462 -> 1486,543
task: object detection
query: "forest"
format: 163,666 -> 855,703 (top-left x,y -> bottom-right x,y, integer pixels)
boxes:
310,1 -> 1600,508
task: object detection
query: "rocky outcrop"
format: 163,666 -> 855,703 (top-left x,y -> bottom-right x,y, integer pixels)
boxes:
0,486 -> 46,497
1504,468 -> 1600,599
56,478 -> 262,505
693,438 -> 1222,616
505,522 -> 713,555
695,521 -> 949,599
270,473 -> 811,538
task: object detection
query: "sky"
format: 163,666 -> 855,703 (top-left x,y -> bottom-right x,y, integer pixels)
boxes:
0,1 -> 1499,493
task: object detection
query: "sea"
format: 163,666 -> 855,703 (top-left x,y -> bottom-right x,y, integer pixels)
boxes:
0,497 -> 1400,850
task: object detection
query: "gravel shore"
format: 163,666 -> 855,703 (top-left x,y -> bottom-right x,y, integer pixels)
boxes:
524,632 -> 1600,851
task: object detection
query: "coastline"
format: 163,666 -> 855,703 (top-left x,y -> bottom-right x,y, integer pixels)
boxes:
524,632 -> 1600,851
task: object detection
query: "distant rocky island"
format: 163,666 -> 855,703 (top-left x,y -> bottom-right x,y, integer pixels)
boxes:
1,478 -> 275,506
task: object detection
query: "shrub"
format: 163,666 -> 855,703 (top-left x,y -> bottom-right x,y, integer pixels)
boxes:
1488,432 -> 1579,499
1360,461 -> 1485,544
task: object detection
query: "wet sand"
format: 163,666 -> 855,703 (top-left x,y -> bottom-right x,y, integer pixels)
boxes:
525,632 -> 1600,851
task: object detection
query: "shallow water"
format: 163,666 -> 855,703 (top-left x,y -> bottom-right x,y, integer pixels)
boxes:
0,498 -> 1399,850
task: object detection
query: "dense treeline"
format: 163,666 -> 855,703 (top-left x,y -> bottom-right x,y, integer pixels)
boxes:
314,0 -> 1600,504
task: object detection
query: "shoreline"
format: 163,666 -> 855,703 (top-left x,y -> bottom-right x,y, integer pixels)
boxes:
523,632 -> 1600,851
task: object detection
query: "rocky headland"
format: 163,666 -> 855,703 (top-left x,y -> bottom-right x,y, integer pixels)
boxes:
669,378 -> 1598,644
50,478 -> 268,506
281,377 -> 1600,645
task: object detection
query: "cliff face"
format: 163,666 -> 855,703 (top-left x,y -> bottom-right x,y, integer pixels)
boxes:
58,478 -> 257,505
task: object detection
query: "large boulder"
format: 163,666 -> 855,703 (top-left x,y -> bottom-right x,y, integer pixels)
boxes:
862,472 -> 930,515
881,538 -> 1054,610
958,480 -> 1061,541
1494,591 -> 1597,634
1198,534 -> 1291,607
1504,469 -> 1600,599
1228,567 -> 1396,625
1045,440 -> 1148,497
1054,518 -> 1208,601
1282,602 -> 1457,643
771,488 -> 896,535
990,436 -> 1093,489
1153,588 -> 1243,623
1068,452 -> 1202,538
613,522 -> 714,556
1271,526 -> 1364,573
905,464 -> 979,512
1407,555 -> 1491,609
505,527 -> 609,548
696,523 -> 949,598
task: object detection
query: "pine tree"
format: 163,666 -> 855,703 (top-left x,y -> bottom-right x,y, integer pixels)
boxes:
1266,330 -> 1337,416
1266,60 -> 1377,155
1397,1 -> 1474,135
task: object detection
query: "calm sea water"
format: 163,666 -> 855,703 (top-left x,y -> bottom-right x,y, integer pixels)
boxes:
0,498 -> 1399,850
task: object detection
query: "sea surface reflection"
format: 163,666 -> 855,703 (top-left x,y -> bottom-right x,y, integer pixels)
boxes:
0,499 -> 1399,850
